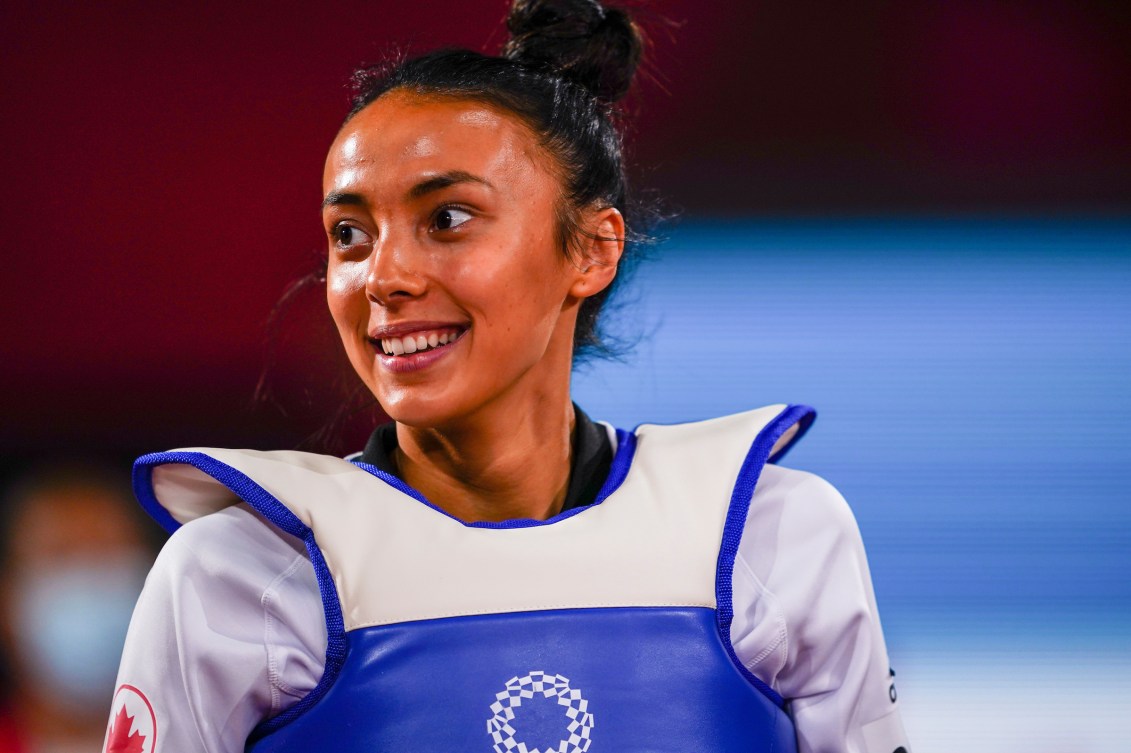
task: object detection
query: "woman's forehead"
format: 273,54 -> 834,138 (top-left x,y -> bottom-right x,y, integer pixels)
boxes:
324,92 -> 545,193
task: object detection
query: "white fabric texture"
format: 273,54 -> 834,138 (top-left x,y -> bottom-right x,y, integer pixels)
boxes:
111,464 -> 907,753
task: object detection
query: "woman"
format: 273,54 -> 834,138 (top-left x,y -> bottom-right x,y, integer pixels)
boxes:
108,2 -> 910,752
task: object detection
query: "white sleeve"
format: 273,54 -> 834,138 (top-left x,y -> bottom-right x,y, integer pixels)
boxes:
107,504 -> 326,753
731,465 -> 910,753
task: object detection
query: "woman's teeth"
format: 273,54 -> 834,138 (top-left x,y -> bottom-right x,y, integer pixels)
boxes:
380,329 -> 460,356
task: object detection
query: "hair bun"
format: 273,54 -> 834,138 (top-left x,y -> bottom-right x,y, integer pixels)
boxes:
502,0 -> 643,103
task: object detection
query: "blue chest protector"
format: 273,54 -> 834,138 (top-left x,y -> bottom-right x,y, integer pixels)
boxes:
133,404 -> 814,753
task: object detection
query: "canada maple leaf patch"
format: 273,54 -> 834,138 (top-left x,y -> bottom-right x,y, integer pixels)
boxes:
104,685 -> 156,753
106,706 -> 145,753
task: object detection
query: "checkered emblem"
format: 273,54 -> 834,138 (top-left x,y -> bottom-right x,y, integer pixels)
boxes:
486,671 -> 594,753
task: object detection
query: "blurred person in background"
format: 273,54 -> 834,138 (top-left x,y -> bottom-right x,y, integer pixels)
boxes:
0,465 -> 152,753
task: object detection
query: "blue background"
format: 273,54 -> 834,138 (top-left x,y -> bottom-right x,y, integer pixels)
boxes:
573,218 -> 1131,750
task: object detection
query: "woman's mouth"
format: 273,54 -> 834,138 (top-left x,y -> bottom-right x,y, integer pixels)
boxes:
377,327 -> 464,356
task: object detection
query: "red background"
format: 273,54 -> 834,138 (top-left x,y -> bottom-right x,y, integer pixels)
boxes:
2,0 -> 1129,456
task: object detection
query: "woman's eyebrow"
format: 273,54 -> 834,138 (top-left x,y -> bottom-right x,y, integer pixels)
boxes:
321,171 -> 493,210
321,191 -> 365,210
408,170 -> 493,199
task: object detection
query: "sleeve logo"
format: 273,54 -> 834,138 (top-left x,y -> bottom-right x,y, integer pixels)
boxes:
103,684 -> 157,753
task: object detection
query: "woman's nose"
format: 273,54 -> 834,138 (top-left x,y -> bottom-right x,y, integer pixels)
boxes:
365,236 -> 427,306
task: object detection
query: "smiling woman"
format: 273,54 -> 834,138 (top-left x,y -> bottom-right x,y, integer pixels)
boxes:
107,2 -> 909,753
321,91 -> 624,522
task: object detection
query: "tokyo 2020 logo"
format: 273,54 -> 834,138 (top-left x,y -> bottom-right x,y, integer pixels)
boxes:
486,671 -> 594,753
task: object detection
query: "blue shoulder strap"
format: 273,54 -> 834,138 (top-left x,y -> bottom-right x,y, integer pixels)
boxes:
716,404 -> 816,708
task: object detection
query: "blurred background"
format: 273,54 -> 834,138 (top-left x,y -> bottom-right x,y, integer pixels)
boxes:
1,1 -> 1128,751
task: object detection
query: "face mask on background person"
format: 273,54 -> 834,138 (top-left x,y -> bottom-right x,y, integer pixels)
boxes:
12,554 -> 148,714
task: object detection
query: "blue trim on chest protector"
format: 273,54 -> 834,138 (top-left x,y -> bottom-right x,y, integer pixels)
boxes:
247,607 -> 796,753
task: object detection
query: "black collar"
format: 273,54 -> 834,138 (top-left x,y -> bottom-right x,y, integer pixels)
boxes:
359,405 -> 613,513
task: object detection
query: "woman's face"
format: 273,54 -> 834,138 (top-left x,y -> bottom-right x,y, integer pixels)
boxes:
322,91 -> 613,428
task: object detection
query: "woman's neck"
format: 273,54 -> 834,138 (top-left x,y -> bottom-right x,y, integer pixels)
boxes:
394,396 -> 576,523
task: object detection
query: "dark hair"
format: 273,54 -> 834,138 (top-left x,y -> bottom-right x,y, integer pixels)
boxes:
345,0 -> 651,359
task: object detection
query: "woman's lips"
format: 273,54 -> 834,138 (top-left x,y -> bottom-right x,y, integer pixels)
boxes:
370,327 -> 466,374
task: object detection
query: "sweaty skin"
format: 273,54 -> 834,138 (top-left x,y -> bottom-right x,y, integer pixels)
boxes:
322,91 -> 624,523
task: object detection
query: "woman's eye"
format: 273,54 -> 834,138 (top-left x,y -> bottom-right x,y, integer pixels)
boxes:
332,224 -> 371,248
433,207 -> 473,232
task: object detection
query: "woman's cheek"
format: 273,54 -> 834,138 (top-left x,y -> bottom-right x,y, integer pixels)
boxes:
327,259 -> 370,321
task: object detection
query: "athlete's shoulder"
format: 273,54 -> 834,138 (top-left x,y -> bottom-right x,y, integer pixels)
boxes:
740,464 -> 866,590
628,403 -> 815,465
155,503 -> 307,581
756,465 -> 857,527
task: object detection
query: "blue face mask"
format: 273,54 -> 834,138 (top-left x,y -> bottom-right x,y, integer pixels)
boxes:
13,556 -> 147,713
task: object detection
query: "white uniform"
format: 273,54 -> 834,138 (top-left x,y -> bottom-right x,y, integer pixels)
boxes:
108,416 -> 909,753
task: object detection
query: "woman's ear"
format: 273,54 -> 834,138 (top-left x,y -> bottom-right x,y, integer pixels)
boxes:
569,206 -> 626,299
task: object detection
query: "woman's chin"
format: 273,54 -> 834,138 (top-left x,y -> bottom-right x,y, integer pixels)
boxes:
374,391 -> 463,430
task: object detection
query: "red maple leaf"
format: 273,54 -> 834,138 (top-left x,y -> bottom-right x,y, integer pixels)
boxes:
106,705 -> 146,753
